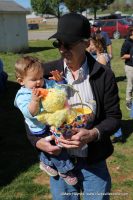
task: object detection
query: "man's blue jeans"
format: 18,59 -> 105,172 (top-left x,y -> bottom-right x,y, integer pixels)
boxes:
50,159 -> 111,200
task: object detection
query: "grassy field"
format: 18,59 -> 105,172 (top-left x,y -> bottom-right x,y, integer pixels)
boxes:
0,39 -> 133,200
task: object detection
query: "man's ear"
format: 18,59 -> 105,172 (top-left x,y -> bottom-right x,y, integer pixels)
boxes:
17,77 -> 24,86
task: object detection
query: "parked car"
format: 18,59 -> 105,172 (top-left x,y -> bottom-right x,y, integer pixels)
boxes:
121,15 -> 133,26
91,19 -> 131,39
98,14 -> 121,20
27,23 -> 39,30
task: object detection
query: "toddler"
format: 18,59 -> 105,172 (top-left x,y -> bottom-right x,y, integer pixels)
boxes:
14,56 -> 78,185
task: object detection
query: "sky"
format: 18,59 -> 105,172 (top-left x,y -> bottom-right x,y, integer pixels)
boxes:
14,0 -> 68,13
14,0 -> 31,9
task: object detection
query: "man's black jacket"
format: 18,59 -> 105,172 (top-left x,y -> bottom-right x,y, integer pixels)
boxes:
26,52 -> 122,164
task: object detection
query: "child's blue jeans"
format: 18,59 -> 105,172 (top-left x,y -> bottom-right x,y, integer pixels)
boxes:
40,148 -> 74,174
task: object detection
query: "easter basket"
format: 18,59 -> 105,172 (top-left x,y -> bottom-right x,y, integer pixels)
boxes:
36,84 -> 95,146
50,107 -> 95,146
49,84 -> 95,145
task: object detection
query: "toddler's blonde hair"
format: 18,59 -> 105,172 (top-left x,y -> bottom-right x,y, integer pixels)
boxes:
15,56 -> 44,79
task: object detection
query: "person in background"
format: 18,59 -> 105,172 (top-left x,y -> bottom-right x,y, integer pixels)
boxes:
87,34 -> 124,143
25,13 -> 121,200
121,27 -> 133,110
92,21 -> 113,59
87,33 -> 110,66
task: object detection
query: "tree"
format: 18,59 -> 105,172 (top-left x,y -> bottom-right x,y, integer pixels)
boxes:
109,0 -> 133,13
64,0 -> 115,19
31,0 -> 63,18
87,0 -> 115,19
31,0 -> 115,19
63,0 -> 88,13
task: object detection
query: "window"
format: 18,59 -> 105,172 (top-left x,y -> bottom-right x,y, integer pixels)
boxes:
104,21 -> 116,27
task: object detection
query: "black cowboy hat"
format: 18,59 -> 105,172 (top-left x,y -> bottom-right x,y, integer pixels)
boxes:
49,13 -> 91,43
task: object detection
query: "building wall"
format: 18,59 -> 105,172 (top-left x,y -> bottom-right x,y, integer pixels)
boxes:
0,13 -> 28,52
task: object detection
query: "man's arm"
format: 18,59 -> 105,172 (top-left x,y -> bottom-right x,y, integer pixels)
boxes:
25,123 -> 61,155
121,54 -> 130,60
107,44 -> 113,59
102,31 -> 113,58
94,69 -> 121,136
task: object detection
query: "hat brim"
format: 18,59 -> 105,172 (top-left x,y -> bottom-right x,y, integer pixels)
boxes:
48,32 -> 87,43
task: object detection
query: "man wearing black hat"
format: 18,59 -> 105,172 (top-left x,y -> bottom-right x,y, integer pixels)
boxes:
26,13 -> 121,200
92,21 -> 113,59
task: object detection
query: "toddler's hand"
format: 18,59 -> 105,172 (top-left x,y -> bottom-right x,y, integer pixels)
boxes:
31,88 -> 42,102
49,70 -> 63,82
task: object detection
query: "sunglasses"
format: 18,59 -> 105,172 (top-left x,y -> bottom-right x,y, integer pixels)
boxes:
52,40 -> 82,50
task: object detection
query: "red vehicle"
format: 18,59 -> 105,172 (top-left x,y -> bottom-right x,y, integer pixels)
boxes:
91,19 -> 131,39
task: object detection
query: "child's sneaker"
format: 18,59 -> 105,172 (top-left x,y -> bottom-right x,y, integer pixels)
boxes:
59,171 -> 78,185
39,161 -> 58,177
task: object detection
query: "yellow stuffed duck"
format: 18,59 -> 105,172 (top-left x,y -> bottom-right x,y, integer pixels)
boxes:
36,88 -> 75,127
36,87 -> 93,138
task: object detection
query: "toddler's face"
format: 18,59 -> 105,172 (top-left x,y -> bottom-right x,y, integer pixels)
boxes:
21,68 -> 44,89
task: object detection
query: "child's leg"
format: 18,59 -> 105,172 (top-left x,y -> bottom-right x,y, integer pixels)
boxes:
39,152 -> 58,177
50,149 -> 78,185
50,149 -> 74,173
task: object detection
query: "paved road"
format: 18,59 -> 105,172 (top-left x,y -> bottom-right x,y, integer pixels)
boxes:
28,30 -> 56,40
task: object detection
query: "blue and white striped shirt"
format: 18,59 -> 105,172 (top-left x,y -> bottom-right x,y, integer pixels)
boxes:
64,57 -> 96,157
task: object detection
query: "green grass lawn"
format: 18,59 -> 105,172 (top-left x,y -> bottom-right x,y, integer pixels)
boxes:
0,39 -> 133,200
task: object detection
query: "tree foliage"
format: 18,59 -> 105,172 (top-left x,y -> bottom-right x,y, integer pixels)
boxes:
87,0 -> 115,19
63,0 -> 88,13
109,0 -> 133,13
31,0 -> 115,19
64,0 -> 115,19
31,0 -> 63,18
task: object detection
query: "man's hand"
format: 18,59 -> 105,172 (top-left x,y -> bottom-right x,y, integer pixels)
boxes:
59,128 -> 98,149
49,70 -> 63,82
121,54 -> 130,60
36,136 -> 62,156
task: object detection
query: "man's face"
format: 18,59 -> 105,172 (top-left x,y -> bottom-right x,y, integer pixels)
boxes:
54,40 -> 87,68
